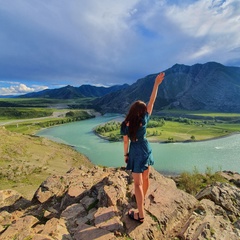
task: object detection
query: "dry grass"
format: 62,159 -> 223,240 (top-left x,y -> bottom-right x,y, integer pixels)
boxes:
0,127 -> 93,199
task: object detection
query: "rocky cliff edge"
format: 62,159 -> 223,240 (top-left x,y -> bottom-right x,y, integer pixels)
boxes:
0,167 -> 239,240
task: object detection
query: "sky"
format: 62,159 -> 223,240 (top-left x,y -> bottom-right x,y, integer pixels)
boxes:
0,0 -> 240,95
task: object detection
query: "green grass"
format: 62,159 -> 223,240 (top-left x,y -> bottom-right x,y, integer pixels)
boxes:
160,109 -> 240,116
149,120 -> 240,142
0,126 -> 93,199
0,97 -> 95,108
176,167 -> 228,195
0,98 -> 66,107
192,112 -> 240,117
1,109 -> 93,134
0,107 -> 53,120
96,118 -> 240,143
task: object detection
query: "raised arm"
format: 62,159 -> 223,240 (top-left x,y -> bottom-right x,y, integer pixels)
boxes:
147,72 -> 165,115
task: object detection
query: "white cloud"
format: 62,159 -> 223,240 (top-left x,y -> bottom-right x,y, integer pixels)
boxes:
0,80 -> 21,85
190,45 -> 214,59
166,0 -> 240,37
164,0 -> 240,63
0,84 -> 48,96
31,85 -> 49,92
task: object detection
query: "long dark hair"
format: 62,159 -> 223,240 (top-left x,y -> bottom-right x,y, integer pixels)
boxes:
124,100 -> 147,141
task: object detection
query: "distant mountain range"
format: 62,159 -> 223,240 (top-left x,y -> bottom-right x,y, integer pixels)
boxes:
18,84 -> 129,99
94,62 -> 240,113
5,62 -> 240,113
0,95 -> 15,98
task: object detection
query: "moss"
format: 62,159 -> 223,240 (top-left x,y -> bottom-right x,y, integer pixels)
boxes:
147,211 -> 161,231
23,236 -> 33,240
87,199 -> 99,212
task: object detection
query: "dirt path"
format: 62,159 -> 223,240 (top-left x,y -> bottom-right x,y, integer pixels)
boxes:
0,111 -> 68,126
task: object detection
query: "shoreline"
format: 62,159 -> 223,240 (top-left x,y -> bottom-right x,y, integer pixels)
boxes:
92,114 -> 240,144
93,129 -> 240,144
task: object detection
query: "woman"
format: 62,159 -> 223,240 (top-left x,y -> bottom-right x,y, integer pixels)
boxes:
120,72 -> 165,223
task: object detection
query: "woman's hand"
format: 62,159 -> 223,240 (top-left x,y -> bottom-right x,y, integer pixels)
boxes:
155,72 -> 165,85
124,156 -> 129,163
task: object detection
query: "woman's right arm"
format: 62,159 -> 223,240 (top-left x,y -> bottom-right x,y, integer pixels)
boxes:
123,135 -> 129,163
147,72 -> 165,115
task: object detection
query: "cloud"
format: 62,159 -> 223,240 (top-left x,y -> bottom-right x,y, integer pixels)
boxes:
0,0 -> 239,89
0,80 -> 21,85
165,0 -> 240,63
0,83 -> 48,96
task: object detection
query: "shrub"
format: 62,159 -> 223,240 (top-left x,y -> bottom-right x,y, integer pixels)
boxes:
177,167 -> 227,195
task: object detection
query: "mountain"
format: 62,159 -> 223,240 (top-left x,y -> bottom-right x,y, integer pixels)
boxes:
18,85 -> 84,99
18,84 -> 129,99
78,84 -> 129,97
0,95 -> 16,98
94,62 -> 240,113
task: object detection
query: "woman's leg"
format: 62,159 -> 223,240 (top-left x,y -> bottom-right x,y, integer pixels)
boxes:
132,172 -> 144,220
142,167 -> 150,198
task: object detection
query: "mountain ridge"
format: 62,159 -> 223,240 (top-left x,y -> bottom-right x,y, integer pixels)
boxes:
17,84 -> 129,99
94,61 -> 240,113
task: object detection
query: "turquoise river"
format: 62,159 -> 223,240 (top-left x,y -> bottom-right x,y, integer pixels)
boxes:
37,114 -> 240,175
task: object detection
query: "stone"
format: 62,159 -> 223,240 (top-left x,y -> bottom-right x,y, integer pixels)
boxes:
94,206 -> 124,233
145,169 -> 198,236
0,189 -> 22,208
32,234 -> 55,240
33,175 -> 68,203
81,196 -> 97,210
61,203 -> 87,232
67,185 -> 86,197
61,203 -> 86,220
74,223 -> 116,240
181,199 -> 240,240
0,215 -> 39,240
41,218 -> 72,240
196,182 -> 240,220
219,171 -> 240,188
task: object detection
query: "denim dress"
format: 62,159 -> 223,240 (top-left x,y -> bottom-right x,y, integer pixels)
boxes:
120,113 -> 154,173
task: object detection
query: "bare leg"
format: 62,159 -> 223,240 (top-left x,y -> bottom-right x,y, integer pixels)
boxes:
132,172 -> 144,220
142,167 -> 150,198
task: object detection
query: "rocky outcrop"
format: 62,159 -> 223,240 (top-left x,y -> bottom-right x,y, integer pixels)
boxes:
0,167 -> 239,239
